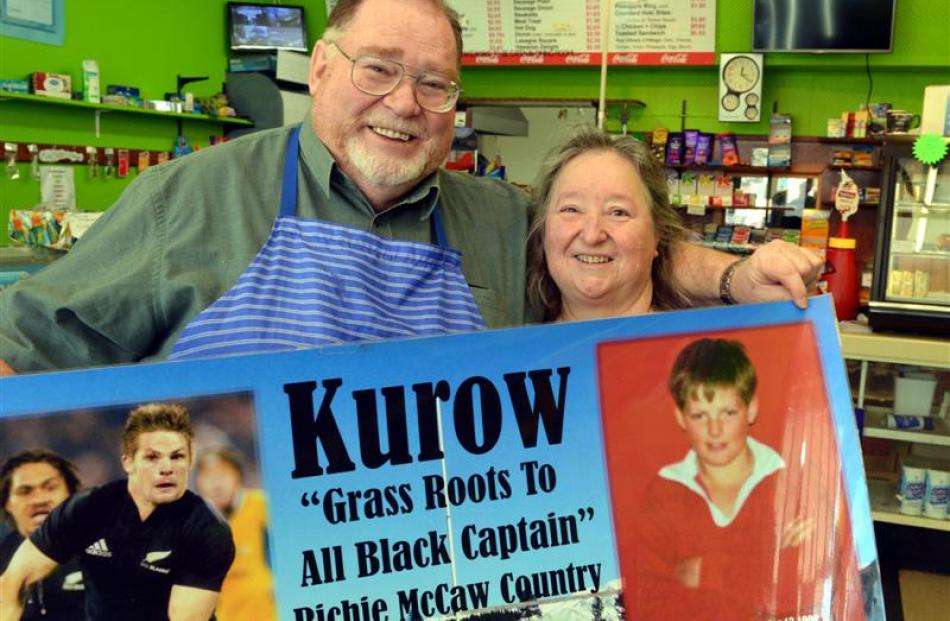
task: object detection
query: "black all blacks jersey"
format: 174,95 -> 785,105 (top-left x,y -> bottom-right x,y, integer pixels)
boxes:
31,480 -> 235,621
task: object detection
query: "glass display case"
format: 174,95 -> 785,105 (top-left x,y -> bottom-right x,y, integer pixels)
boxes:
870,137 -> 950,336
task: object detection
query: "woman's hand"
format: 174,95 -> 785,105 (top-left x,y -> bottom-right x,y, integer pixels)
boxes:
731,241 -> 824,309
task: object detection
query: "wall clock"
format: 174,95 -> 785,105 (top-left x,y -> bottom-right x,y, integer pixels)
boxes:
718,53 -> 764,123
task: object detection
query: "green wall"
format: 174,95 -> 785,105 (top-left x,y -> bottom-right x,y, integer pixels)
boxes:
0,0 -> 326,244
1,0 -> 948,246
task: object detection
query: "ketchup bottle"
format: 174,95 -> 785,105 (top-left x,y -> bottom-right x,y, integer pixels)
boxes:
822,222 -> 859,320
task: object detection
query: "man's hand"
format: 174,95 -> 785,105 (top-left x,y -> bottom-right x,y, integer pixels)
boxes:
730,241 -> 823,309
1,539 -> 59,621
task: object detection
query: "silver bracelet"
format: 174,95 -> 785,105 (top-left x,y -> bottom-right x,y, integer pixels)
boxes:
719,257 -> 748,305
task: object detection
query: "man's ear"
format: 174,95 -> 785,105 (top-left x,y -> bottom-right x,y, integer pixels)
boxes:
674,406 -> 687,431
309,39 -> 329,97
747,396 -> 759,425
121,453 -> 133,475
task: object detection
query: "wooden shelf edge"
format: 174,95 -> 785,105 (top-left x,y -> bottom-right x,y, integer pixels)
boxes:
864,426 -> 950,448
839,330 -> 950,368
868,479 -> 950,532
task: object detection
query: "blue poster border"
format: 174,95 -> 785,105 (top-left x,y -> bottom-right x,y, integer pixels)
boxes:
0,295 -> 878,618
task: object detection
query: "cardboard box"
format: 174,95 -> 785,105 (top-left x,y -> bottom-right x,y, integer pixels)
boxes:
82,60 -> 100,103
32,72 -> 72,99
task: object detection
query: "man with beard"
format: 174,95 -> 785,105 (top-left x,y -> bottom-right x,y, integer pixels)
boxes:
0,450 -> 84,620
0,0 -> 822,372
0,404 -> 235,621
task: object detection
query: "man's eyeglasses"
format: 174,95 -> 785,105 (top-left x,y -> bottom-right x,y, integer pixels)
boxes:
328,41 -> 461,113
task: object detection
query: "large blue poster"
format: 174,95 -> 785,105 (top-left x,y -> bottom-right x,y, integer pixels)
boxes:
0,296 -> 881,620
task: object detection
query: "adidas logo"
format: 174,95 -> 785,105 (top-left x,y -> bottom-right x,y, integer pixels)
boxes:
85,538 -> 111,558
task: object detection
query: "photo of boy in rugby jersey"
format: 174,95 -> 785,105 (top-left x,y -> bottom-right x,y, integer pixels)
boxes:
597,333 -> 867,621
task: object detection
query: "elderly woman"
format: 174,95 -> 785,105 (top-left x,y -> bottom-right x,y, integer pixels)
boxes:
527,126 -> 690,322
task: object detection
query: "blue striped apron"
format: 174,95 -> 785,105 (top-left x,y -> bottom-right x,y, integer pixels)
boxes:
169,126 -> 485,361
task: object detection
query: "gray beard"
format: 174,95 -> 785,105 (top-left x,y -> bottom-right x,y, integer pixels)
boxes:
343,135 -> 446,187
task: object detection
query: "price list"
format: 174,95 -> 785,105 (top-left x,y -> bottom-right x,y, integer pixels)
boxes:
449,0 -> 715,66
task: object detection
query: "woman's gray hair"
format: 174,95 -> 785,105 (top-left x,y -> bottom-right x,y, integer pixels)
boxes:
526,125 -> 689,321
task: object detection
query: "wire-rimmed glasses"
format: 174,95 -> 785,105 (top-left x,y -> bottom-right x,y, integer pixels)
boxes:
328,41 -> 461,113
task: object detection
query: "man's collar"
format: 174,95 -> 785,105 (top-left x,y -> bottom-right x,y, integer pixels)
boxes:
299,120 -> 336,199
299,120 -> 441,220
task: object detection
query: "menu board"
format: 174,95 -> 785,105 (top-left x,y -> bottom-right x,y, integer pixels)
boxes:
450,0 -> 716,66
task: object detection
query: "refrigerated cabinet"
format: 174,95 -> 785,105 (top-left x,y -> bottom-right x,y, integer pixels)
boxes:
870,137 -> 950,336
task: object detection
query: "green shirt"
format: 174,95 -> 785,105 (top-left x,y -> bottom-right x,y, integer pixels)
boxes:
0,122 -> 534,372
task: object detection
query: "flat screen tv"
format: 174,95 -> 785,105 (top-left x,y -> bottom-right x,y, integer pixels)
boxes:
753,0 -> 897,53
229,2 -> 308,52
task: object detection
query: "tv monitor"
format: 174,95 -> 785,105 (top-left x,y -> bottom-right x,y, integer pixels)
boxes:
753,0 -> 897,53
229,2 -> 308,52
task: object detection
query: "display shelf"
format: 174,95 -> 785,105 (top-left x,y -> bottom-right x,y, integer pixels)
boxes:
817,137 -> 885,145
826,164 -> 881,172
862,409 -> 950,447
891,249 -> 950,258
838,330 -> 950,368
0,91 -> 253,125
816,201 -> 881,210
895,202 -> 950,212
459,97 -> 646,109
1,91 -> 253,138
666,164 -> 777,174
867,479 -> 950,532
672,204 -> 795,211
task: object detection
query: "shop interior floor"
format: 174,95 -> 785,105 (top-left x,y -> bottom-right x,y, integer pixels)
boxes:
900,570 -> 949,620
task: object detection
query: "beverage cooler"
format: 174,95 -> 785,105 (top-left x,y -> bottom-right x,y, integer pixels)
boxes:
869,137 -> 950,336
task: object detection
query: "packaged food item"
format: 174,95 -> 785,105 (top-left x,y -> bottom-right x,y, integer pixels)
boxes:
800,209 -> 830,261
651,128 -> 669,163
32,72 -> 72,99
683,129 -> 700,165
0,79 -> 30,94
666,170 -> 681,205
679,171 -> 698,202
731,226 -> 751,245
696,173 -> 717,198
767,113 -> 793,168
897,463 -> 927,516
665,132 -> 684,166
827,118 -> 846,138
751,147 -> 770,167
718,133 -> 739,166
886,415 -> 935,430
831,150 -> 853,166
853,106 -> 869,138
852,146 -> 875,168
695,133 -> 713,165
924,468 -> 950,519
82,60 -> 100,103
